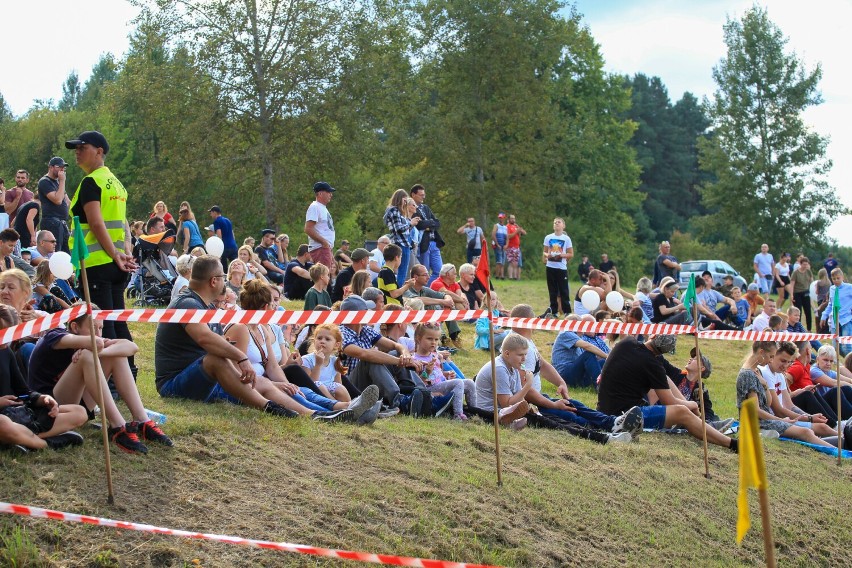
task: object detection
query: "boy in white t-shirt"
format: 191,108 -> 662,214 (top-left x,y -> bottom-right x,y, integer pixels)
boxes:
542,218 -> 573,318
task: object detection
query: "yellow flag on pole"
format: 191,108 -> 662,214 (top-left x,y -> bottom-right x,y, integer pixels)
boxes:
737,397 -> 768,543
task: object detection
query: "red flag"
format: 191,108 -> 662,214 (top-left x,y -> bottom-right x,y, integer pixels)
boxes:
475,236 -> 490,289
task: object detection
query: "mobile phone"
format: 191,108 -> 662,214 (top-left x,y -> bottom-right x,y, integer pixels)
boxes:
16,394 -> 30,402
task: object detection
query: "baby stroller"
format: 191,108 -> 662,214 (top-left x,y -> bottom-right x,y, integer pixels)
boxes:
130,230 -> 177,306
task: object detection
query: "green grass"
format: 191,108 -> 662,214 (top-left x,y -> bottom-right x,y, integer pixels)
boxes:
2,279 -> 852,567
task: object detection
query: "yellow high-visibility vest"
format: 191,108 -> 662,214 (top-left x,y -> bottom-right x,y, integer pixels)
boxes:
69,166 -> 127,268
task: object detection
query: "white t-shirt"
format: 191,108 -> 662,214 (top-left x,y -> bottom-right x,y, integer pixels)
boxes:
368,247 -> 384,280
758,364 -> 787,397
523,338 -> 543,393
543,232 -> 572,270
751,312 -> 770,332
171,275 -> 190,301
775,262 -> 790,278
305,201 -> 335,251
301,353 -> 340,388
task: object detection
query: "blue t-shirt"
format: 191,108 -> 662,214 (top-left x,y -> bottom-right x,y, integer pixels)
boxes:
182,219 -> 205,248
213,216 -> 237,249
551,331 -> 582,370
698,289 -> 725,310
754,252 -> 774,277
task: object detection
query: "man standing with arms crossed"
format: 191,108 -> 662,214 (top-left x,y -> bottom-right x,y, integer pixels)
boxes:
304,181 -> 336,272
37,157 -> 71,253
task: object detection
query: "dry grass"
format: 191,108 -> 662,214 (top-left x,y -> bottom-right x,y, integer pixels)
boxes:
3,279 -> 852,567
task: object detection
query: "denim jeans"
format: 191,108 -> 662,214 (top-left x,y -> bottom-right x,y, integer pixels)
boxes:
555,350 -> 605,388
296,388 -> 337,411
538,395 -> 614,430
422,241 -> 443,285
396,245 -> 412,288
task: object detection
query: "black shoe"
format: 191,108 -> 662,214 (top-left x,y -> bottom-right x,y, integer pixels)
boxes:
538,307 -> 552,319
108,423 -> 148,455
44,430 -> 85,450
1,443 -> 29,454
311,409 -> 355,423
137,420 -> 174,447
408,389 -> 424,418
419,389 -> 433,417
264,400 -> 299,418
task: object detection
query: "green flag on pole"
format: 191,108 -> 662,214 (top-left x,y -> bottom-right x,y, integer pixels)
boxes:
71,216 -> 88,275
682,273 -> 697,315
832,283 -> 841,329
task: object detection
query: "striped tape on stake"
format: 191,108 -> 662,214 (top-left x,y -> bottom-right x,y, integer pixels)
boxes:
0,304 -> 88,345
0,502 -> 502,568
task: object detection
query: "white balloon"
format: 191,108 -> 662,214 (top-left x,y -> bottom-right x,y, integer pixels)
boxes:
48,251 -> 74,280
581,289 -> 600,312
606,291 -> 625,312
205,236 -> 225,258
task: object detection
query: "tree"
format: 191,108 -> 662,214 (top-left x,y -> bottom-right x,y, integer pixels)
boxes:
696,6 -> 845,264
78,54 -> 119,110
59,71 -> 82,112
136,0 -> 351,227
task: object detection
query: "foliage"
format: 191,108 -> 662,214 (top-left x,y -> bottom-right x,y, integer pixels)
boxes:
696,6 -> 846,269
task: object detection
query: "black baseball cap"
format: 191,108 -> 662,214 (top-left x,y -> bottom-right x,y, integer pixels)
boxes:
261,229 -> 276,236
209,206 -> 222,213
65,131 -> 109,154
313,181 -> 336,193
48,157 -> 68,167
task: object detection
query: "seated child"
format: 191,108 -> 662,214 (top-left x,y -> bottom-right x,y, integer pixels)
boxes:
412,322 -> 476,420
0,305 -> 87,452
301,323 -> 351,403
28,309 -> 173,455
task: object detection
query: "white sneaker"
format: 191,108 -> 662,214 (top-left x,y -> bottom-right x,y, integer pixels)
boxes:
607,432 -> 632,444
760,430 -> 781,439
612,406 -> 643,438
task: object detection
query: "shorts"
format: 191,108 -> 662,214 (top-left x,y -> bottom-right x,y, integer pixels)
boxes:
494,247 -> 506,264
758,275 -> 773,294
506,247 -> 520,264
1,404 -> 55,435
309,247 -> 334,270
640,405 -> 668,430
157,356 -> 239,404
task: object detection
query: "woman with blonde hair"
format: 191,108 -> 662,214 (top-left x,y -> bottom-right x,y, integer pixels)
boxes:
150,201 -> 175,230
226,259 -> 248,298
237,245 -> 268,282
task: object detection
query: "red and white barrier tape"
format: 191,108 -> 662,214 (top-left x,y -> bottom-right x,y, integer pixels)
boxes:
696,330 -> 837,341
494,317 -> 695,335
0,502 -> 501,568
0,305 -> 88,345
2,307 -> 850,344
0,307 -> 485,344
95,308 -> 487,326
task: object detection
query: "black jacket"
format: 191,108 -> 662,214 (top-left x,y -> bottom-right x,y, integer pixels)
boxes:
415,203 -> 445,254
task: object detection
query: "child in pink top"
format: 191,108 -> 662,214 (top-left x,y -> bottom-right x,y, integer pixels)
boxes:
412,323 -> 476,420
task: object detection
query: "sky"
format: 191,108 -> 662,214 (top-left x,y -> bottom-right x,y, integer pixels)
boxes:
1,0 -> 849,245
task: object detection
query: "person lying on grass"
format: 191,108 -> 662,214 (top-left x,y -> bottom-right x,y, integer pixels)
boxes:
412,322 -> 476,421
155,255 -> 353,422
736,340 -> 835,449
472,332 -> 626,444
758,341 -> 836,439
27,307 -> 172,455
507,304 -> 642,442
339,294 -> 431,417
0,304 -> 87,453
223,279 -> 376,424
596,334 -> 739,453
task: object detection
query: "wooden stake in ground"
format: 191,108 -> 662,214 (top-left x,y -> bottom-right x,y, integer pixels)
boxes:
691,304 -> 711,479
77,259 -> 115,504
835,336 -> 843,467
485,290 -> 503,487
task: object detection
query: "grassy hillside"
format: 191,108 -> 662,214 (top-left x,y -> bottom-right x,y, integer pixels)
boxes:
2,279 -> 851,567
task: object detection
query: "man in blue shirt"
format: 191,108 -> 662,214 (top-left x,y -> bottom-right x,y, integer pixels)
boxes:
821,268 -> 852,356
551,314 -> 609,388
753,243 -> 775,297
209,205 -> 237,272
